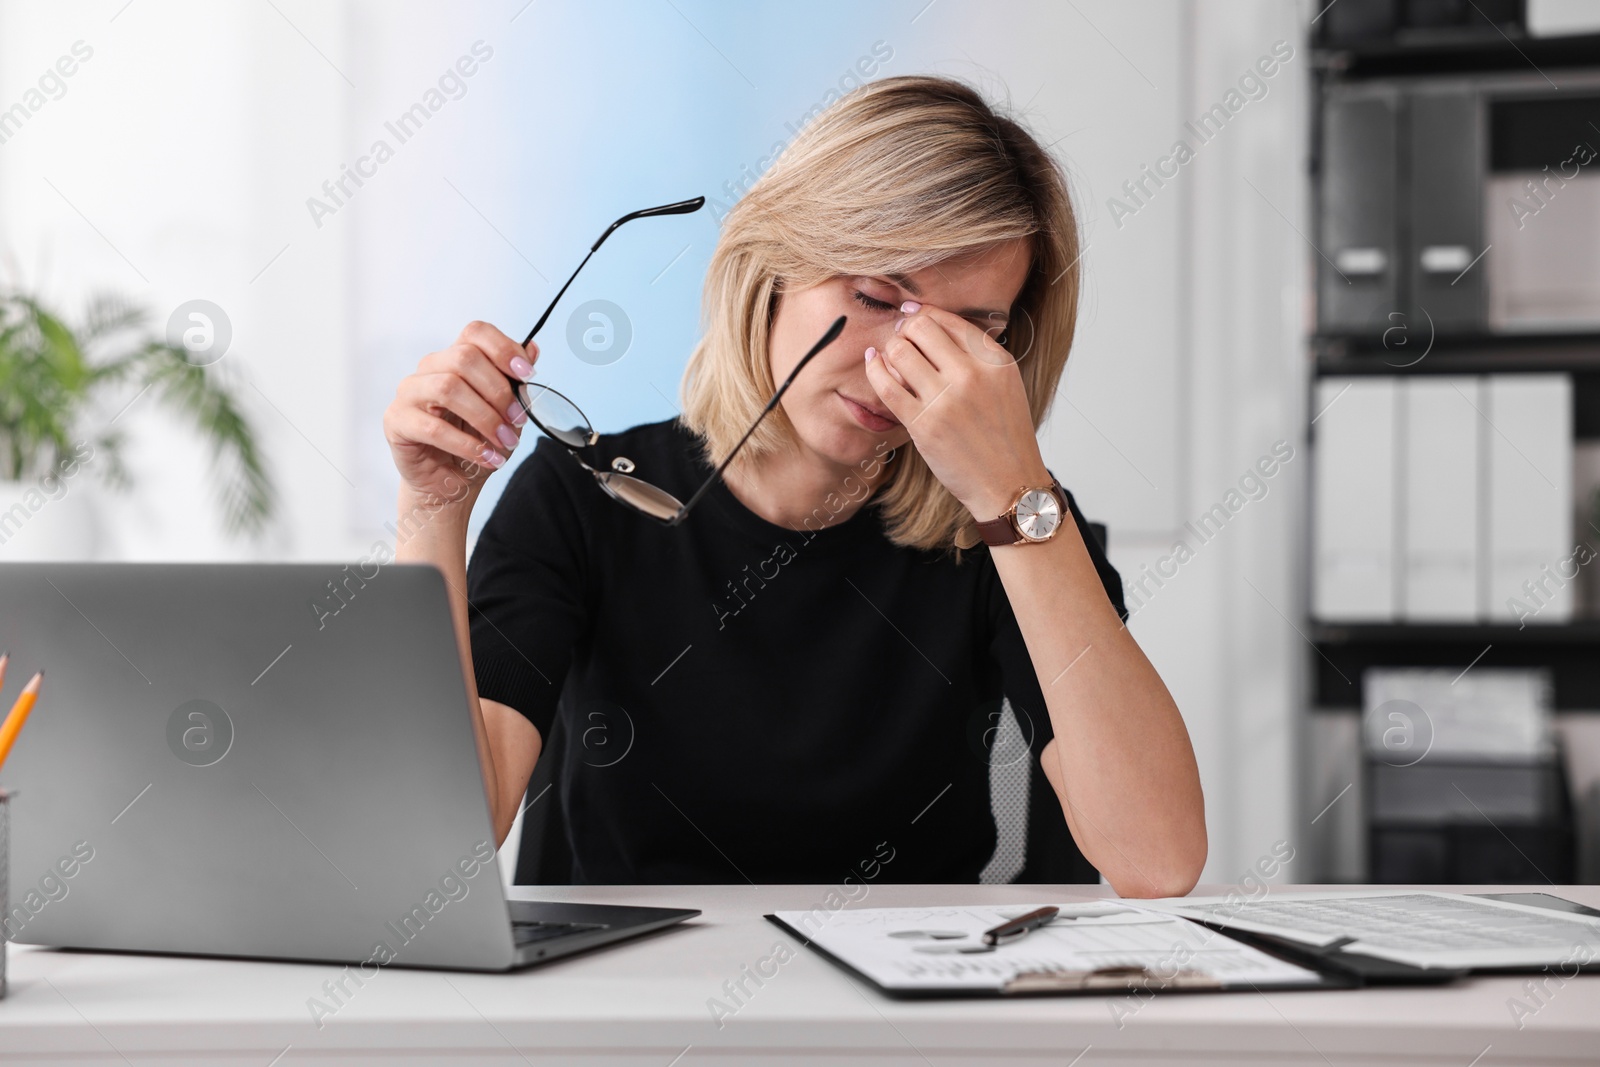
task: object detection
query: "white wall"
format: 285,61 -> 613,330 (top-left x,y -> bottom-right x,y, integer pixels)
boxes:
0,0 -> 360,561
0,0 -> 1312,886
1068,0 -> 1310,884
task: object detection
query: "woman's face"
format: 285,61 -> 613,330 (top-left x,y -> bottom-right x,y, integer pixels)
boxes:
767,237 -> 1033,472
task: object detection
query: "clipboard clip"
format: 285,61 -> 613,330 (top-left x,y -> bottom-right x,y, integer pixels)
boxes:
1003,965 -> 1223,994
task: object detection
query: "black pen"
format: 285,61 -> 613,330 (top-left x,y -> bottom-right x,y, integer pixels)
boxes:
981,906 -> 1059,946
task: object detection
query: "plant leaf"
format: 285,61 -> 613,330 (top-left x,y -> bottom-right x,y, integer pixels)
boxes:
135,342 -> 276,536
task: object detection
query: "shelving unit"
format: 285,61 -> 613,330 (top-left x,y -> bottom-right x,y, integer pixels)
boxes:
1307,26 -> 1600,694
1306,12 -> 1600,882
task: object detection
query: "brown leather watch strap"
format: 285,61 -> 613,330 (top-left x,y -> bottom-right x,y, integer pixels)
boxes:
975,514 -> 1020,547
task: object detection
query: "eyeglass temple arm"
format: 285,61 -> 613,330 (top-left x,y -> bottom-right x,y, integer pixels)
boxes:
520,196 -> 706,347
669,315 -> 848,524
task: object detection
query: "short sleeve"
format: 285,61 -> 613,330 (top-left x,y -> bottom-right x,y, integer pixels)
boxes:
465,435 -> 594,740
986,487 -> 1126,756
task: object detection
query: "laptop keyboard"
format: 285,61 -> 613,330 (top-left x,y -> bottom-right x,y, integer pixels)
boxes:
512,920 -> 608,945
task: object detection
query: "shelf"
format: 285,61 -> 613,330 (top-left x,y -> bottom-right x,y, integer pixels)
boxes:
1314,334 -> 1600,371
1311,621 -> 1600,710
1313,621 -> 1600,644
1315,32 -> 1600,80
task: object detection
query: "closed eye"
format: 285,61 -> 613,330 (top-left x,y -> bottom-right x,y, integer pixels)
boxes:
852,289 -> 898,313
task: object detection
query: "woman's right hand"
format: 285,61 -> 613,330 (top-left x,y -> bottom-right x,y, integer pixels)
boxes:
383,321 -> 538,504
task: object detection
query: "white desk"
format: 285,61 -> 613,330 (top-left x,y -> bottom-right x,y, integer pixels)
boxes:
5,883 -> 1599,1066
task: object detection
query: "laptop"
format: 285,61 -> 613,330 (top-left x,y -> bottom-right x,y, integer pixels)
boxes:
0,562 -> 698,971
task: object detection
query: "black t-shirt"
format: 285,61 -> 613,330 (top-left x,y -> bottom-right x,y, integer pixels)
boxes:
467,418 -> 1126,884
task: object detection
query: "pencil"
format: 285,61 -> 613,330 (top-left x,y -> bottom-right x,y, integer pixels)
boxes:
0,670 -> 42,771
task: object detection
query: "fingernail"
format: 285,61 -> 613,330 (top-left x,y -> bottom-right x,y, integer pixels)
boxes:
480,448 -> 505,469
510,356 -> 535,380
506,400 -> 528,426
865,346 -> 877,362
894,318 -> 904,333
900,301 -> 921,314
495,423 -> 520,450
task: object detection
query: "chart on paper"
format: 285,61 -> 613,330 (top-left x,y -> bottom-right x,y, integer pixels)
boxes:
1140,891 -> 1600,969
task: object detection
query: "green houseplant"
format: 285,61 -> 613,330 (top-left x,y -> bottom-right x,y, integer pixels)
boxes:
0,290 -> 274,536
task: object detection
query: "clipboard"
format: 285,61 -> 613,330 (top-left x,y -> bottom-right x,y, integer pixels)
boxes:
764,904 -> 1358,1000
1468,893 -> 1600,976
768,892 -> 1600,999
1134,890 -> 1600,985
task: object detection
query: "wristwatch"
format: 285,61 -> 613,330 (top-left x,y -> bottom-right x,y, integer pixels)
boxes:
973,480 -> 1067,547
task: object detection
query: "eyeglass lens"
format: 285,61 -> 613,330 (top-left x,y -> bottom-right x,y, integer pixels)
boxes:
516,383 -> 593,450
594,472 -> 684,522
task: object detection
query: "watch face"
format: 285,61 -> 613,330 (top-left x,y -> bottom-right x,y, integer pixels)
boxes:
1015,488 -> 1061,541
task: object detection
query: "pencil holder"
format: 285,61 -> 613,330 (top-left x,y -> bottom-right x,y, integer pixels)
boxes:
0,788 -> 9,999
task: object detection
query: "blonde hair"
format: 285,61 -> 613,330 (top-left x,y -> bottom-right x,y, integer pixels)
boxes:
681,75 -> 1081,552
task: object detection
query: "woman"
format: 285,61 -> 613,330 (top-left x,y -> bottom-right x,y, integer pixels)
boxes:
384,75 -> 1205,895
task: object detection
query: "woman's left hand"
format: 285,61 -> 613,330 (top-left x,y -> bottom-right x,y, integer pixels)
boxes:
864,302 -> 1052,519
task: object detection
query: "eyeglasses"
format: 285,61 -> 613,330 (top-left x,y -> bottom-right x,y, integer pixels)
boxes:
507,196 -> 846,526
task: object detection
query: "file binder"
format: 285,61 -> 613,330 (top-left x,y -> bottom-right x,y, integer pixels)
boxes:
1485,374 -> 1573,622
1313,376 -> 1399,620
1402,377 -> 1480,620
